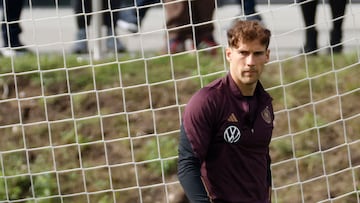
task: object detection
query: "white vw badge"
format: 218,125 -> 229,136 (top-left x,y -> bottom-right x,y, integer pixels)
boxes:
224,125 -> 241,143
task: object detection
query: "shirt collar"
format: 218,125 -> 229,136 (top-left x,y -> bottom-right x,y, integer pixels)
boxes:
226,73 -> 271,104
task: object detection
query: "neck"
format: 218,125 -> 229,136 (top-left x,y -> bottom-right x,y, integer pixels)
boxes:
238,82 -> 257,96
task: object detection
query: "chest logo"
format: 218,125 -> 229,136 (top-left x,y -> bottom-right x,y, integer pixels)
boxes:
224,125 -> 241,143
227,113 -> 238,122
261,106 -> 272,124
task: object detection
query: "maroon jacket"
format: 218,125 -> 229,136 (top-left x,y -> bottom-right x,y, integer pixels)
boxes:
178,73 -> 274,203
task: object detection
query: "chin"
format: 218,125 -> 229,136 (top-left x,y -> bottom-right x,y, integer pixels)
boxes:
243,80 -> 258,85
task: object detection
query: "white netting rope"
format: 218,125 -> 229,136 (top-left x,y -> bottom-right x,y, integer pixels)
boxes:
0,0 -> 359,202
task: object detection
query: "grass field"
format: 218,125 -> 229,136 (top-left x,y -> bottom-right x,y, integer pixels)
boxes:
0,50 -> 359,202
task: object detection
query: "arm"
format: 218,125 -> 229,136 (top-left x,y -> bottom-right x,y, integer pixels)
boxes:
178,124 -> 211,203
268,187 -> 272,203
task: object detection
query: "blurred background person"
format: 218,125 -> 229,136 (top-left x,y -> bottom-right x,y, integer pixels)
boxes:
71,0 -> 126,54
239,0 -> 262,21
163,0 -> 218,54
299,0 -> 347,54
118,0 -> 159,33
117,0 -> 260,54
1,0 -> 30,56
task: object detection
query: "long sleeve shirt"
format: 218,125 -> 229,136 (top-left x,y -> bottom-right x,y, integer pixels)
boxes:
178,73 -> 274,203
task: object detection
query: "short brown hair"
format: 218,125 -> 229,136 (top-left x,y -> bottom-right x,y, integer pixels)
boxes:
227,20 -> 271,49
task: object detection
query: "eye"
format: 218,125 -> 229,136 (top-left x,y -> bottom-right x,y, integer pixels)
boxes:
238,51 -> 249,56
254,51 -> 265,56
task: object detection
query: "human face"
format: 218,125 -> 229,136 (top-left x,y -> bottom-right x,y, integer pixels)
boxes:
226,39 -> 270,95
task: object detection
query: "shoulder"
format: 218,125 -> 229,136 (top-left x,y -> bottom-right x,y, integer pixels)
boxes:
188,78 -> 227,107
184,77 -> 227,117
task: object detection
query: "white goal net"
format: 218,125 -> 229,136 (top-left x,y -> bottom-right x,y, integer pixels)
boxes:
0,0 -> 359,202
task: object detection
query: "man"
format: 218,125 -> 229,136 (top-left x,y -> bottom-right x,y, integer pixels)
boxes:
178,20 -> 274,203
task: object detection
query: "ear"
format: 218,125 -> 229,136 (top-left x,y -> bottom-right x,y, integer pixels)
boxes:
265,49 -> 270,63
225,47 -> 232,62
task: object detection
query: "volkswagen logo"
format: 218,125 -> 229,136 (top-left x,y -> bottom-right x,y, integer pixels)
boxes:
224,125 -> 241,143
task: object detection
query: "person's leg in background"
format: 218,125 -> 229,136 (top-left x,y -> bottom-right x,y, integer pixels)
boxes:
71,0 -> 92,53
103,0 -> 126,52
243,0 -> 262,21
328,0 -> 347,53
164,0 -> 217,54
71,0 -> 125,54
118,0 -> 138,33
1,0 -> 29,55
138,0 -> 158,22
299,0 -> 318,54
118,0 -> 159,33
191,0 -> 217,54
164,0 -> 192,53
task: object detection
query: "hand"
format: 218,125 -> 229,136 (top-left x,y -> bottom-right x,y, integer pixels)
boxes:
268,187 -> 272,202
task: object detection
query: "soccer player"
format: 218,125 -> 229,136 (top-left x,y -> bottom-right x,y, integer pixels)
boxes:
178,20 -> 274,203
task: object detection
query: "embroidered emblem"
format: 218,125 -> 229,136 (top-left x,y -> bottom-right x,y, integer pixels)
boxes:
227,113 -> 238,122
224,125 -> 241,143
261,106 -> 272,124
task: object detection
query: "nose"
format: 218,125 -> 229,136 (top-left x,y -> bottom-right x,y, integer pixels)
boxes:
246,53 -> 256,66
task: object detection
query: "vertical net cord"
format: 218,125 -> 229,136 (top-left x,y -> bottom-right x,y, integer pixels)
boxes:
54,0 -> 68,62
318,2 -> 331,200
331,0 -> 358,199
67,1 -> 89,198
33,0 -> 62,200
346,2 -> 360,202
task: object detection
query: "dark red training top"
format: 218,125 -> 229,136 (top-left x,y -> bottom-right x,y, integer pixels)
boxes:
182,73 -> 274,203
